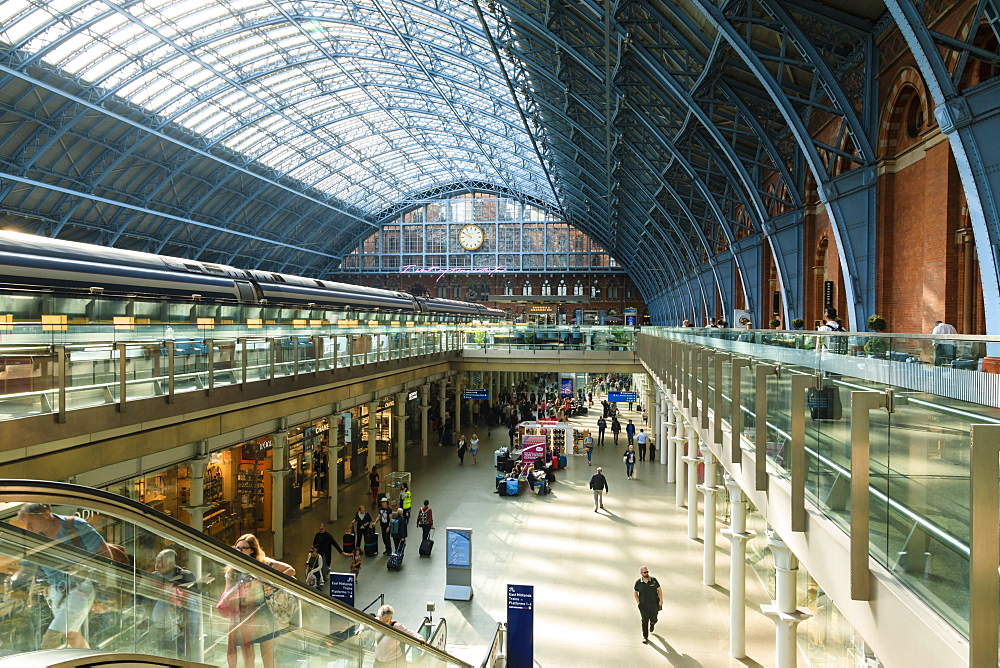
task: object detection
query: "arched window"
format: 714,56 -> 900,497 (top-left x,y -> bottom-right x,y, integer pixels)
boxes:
523,280 -> 533,296
607,281 -> 619,299
557,279 -> 568,296
590,280 -> 600,298
436,284 -> 448,298
541,279 -> 552,296
573,280 -> 584,296
625,284 -> 635,299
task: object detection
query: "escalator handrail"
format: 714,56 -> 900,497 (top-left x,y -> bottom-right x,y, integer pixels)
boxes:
0,479 -> 472,668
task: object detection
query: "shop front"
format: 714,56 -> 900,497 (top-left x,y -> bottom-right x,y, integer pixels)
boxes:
285,419 -> 331,519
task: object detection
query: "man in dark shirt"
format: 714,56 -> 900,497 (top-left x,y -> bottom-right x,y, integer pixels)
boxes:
311,524 -> 342,581
377,498 -> 394,555
589,468 -> 609,512
633,566 -> 663,644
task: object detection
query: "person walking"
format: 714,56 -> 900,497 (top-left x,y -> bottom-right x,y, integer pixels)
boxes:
354,505 -> 373,553
377,498 -> 393,555
636,429 -> 649,461
369,466 -> 380,509
634,566 -> 663,644
373,604 -> 423,668
389,509 -> 407,554
456,434 -> 468,465
589,467 -> 609,512
416,500 -> 434,542
611,417 -> 622,445
508,423 -> 517,449
642,409 -> 649,425
469,434 -> 480,465
311,524 -> 343,584
398,483 -> 412,523
583,430 -> 595,465
625,419 -> 636,445
597,416 -> 607,446
932,319 -> 958,366
623,444 -> 637,480
305,545 -> 325,593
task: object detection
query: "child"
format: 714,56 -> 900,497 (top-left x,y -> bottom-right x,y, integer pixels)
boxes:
350,547 -> 362,579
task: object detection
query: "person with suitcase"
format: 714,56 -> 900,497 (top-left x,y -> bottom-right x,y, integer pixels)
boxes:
353,506 -> 373,555
389,509 -> 407,554
416,500 -> 434,543
377,498 -> 393,556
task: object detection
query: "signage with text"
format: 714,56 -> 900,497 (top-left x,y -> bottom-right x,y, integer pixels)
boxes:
608,392 -> 637,403
447,528 -> 472,568
462,389 -> 489,400
560,378 -> 573,398
507,584 -> 534,668
328,572 -> 355,607
624,307 -> 638,326
400,265 -> 507,282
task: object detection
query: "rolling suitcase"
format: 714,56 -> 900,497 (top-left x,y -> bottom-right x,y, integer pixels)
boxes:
419,530 -> 434,557
505,478 -> 519,496
558,454 -> 567,468
551,455 -> 560,470
364,527 -> 379,557
387,540 -> 405,571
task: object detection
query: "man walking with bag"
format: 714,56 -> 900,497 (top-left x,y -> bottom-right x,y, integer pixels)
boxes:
634,566 -> 663,644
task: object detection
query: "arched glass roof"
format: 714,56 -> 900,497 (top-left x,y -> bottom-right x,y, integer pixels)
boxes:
0,0 -> 554,212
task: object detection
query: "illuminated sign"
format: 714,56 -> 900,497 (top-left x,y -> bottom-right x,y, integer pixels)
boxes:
400,265 -> 507,282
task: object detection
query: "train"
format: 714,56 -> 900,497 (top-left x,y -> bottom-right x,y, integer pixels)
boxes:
0,231 -> 505,320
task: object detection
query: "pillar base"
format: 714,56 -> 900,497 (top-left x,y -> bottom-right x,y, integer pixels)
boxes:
760,604 -> 812,625
982,357 -> 1000,374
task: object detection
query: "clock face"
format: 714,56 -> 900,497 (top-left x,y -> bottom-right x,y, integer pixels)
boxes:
458,224 -> 485,251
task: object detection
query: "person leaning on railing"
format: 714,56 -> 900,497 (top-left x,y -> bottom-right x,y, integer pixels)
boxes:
373,604 -> 423,668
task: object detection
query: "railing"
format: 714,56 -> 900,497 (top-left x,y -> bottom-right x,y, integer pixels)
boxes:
639,327 -> 1000,661
480,622 -> 506,668
0,324 -> 466,422
0,479 -> 471,667
459,325 -> 636,352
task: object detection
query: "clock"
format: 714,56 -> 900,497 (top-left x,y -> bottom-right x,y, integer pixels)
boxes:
457,224 -> 485,251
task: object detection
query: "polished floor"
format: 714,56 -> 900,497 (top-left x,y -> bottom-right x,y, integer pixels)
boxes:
281,402 -> 778,667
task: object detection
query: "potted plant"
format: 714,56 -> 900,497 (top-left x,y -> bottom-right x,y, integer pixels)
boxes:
791,318 -> 805,330
864,314 -> 888,358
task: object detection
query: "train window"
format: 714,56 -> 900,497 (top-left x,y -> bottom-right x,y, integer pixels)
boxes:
271,274 -> 285,282
314,280 -> 325,288
202,264 -> 226,274
184,263 -> 201,271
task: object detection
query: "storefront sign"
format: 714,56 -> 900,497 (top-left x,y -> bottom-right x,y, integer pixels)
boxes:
328,572 -> 355,607
462,389 -> 488,400
400,265 -> 507,282
341,412 -> 352,442
608,392 -> 637,403
507,584 -> 534,668
519,437 -> 546,464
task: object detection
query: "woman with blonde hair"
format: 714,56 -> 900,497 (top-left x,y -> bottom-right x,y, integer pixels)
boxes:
223,534 -> 295,668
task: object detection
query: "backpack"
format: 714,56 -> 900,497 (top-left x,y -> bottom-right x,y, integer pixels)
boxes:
417,508 -> 429,526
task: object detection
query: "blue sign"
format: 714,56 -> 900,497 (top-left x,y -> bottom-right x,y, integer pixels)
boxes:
507,584 -> 534,668
560,378 -> 573,398
447,529 -> 471,568
608,392 -> 637,403
328,572 -> 355,607
624,307 -> 638,326
462,389 -> 488,400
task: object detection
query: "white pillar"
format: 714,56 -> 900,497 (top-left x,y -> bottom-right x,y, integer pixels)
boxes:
268,422 -> 289,560
438,379 -> 448,445
183,448 -> 209,663
420,384 -> 430,455
658,391 -> 669,469
367,401 -> 379,469
395,392 -> 408,472
324,439 -> 339,523
454,373 -> 462,435
674,410 -> 686,506
683,427 -> 702,538
698,448 -> 724,585
762,535 -> 811,668
722,478 -> 755,659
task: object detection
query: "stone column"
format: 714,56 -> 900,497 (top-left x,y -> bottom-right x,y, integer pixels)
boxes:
682,426 -> 702,539
762,534 -> 811,668
659,392 -> 669,468
698,448 -> 724,585
438,379 -> 448,442
420,385 -> 431,456
722,478 -> 755,659
267,421 -> 290,560
454,373 -> 462,434
395,392 -> 408,472
323,436 -> 339,523
367,401 -> 379,469
673,410 -> 686,506
183,447 -> 209,663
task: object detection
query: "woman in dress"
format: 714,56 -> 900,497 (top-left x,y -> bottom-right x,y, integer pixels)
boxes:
225,534 -> 296,668
469,434 -> 480,465
456,434 -> 467,465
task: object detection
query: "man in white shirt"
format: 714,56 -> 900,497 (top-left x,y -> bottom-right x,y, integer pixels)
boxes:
931,320 -> 958,366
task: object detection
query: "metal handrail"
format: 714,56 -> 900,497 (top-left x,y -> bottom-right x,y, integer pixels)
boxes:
0,479 -> 473,668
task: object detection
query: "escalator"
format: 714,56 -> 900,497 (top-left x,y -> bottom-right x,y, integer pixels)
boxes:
0,479 -> 472,667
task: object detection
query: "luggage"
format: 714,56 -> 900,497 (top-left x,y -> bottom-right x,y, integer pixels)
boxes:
558,454 -> 567,468
387,540 -> 405,571
364,529 -> 379,557
551,455 -> 560,470
505,478 -> 519,496
806,386 -> 842,420
495,474 -> 505,492
498,479 -> 509,496
535,478 -> 549,495
419,534 -> 434,557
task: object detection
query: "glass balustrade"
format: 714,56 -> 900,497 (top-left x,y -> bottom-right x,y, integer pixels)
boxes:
643,327 -> 1000,641
0,480 -> 468,667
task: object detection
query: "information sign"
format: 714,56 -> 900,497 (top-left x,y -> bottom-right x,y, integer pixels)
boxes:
328,572 -> 355,607
607,391 -> 637,403
624,307 -> 638,325
447,529 -> 471,568
444,527 -> 473,600
560,378 -> 573,398
507,584 -> 534,668
462,389 -> 489,400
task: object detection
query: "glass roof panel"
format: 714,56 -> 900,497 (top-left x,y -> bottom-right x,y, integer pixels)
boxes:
3,0 -> 555,213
